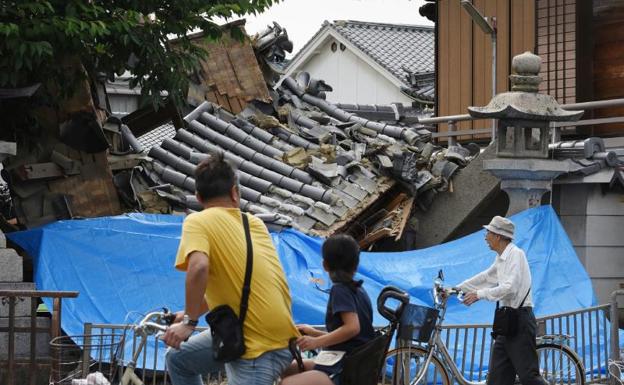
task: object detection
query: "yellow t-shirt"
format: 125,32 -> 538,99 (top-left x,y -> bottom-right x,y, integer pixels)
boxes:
175,207 -> 299,359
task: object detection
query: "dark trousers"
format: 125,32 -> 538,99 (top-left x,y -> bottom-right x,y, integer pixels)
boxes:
487,307 -> 548,385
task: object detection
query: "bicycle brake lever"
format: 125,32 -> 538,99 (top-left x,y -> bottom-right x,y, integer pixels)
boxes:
162,312 -> 177,325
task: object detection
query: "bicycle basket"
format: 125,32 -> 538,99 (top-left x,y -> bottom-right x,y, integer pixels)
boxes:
397,304 -> 439,343
49,333 -> 125,385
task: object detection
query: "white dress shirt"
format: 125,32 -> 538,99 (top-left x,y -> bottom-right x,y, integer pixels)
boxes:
458,243 -> 533,308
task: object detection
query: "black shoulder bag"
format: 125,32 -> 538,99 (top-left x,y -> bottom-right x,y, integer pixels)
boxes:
492,289 -> 530,338
205,213 -> 253,362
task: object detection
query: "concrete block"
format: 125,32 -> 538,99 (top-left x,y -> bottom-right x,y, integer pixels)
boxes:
0,282 -> 35,317
557,184 -> 589,215
559,215 -> 587,246
0,248 -> 23,282
586,187 -> 624,216
583,246 -> 624,278
586,215 -> 624,246
0,316 -> 51,360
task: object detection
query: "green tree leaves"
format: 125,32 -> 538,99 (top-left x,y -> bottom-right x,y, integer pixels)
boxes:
0,0 -> 278,109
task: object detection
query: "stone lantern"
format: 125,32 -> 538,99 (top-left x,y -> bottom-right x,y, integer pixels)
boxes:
467,51 -> 584,215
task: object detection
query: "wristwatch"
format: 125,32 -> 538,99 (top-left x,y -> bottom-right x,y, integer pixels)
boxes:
182,314 -> 198,328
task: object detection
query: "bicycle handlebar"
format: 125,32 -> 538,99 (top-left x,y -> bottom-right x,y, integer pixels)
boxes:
433,279 -> 464,307
135,308 -> 176,335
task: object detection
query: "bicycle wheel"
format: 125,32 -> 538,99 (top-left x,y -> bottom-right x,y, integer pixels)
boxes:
536,343 -> 585,385
380,346 -> 450,385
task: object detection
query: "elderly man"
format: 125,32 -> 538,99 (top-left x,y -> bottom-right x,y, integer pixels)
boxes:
458,216 -> 547,385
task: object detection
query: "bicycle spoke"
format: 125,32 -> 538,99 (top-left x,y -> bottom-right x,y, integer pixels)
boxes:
537,344 -> 584,385
380,347 -> 450,385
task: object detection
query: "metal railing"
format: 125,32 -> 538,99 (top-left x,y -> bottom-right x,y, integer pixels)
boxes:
79,295 -> 622,385
439,302 -> 619,385
0,289 -> 79,385
425,97 -> 624,140
80,323 -> 223,385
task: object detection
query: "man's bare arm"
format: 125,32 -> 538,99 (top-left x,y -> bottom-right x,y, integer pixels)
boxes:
185,251 -> 209,320
163,251 -> 209,349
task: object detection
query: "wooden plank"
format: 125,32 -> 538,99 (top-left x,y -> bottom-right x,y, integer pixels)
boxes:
438,0 -> 450,137
511,0 -> 525,58
395,196 -> 415,241
459,1 -> 473,141
358,228 -> 393,250
448,0 -> 462,121
472,0 -> 486,139
496,0 -> 510,94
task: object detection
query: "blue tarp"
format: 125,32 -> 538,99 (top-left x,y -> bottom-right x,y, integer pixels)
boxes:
7,205 -> 620,375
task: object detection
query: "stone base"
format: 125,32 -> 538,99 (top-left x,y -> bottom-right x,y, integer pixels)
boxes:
0,248 -> 23,282
0,282 -> 35,317
0,316 -> 51,360
0,363 -> 52,385
483,158 -> 570,215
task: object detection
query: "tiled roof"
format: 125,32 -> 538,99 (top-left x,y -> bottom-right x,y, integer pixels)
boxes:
550,138 -> 624,181
329,20 -> 434,86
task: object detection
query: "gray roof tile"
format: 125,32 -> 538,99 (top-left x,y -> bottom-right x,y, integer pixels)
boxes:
289,20 -> 435,102
329,20 -> 434,86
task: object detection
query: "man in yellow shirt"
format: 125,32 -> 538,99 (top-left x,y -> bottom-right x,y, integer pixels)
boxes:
163,152 -> 299,385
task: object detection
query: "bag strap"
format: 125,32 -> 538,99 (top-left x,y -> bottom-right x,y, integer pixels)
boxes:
239,213 -> 253,324
519,288 -> 530,308
496,288 -> 530,309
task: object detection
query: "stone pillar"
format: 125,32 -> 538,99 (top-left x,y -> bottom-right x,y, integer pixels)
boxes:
1,142 -> 52,384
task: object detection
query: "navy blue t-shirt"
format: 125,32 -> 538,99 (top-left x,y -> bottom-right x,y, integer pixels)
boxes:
325,282 -> 375,352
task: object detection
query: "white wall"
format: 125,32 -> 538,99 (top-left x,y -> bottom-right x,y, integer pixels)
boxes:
108,94 -> 140,116
297,38 -> 413,105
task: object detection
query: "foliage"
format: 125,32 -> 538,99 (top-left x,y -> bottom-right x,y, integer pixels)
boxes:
0,0 -> 278,109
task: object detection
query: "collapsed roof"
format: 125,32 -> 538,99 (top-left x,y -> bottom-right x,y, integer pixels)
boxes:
133,71 -> 479,240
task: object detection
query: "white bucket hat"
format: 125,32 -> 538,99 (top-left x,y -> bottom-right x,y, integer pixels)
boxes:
483,216 -> 515,240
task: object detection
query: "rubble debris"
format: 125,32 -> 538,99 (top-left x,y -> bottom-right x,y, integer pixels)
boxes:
128,69 -> 480,239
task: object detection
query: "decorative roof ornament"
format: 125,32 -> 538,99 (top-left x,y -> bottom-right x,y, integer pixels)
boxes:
468,51 -> 583,122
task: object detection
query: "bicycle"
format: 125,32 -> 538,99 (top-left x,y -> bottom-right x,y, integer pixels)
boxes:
609,359 -> 624,385
116,309 -> 175,385
50,309 -> 175,385
380,271 -> 586,385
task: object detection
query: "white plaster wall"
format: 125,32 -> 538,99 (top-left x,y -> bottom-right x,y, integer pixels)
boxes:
296,38 -> 413,105
108,94 -> 139,116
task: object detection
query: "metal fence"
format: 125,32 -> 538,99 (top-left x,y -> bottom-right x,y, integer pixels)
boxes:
79,297 -> 622,385
80,323 -> 223,385
440,304 -> 614,384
